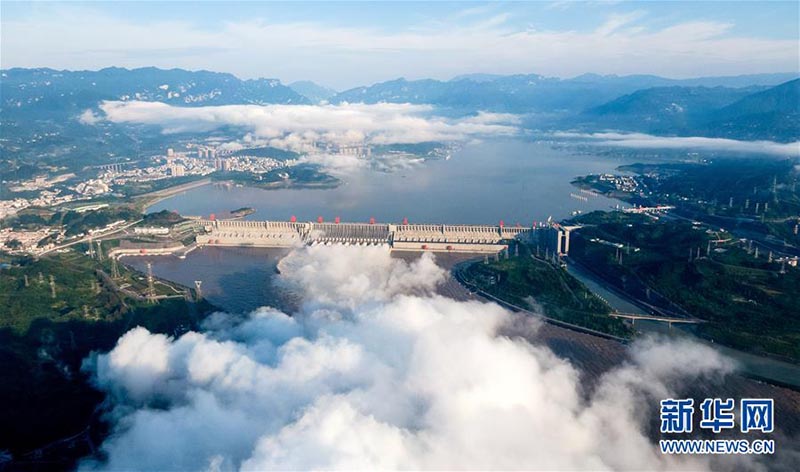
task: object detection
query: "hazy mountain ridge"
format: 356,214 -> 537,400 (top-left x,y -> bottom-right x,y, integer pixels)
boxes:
701,79 -> 800,142
331,72 -> 798,114
572,80 -> 800,142
288,81 -> 338,103
0,67 -> 309,119
1,67 -> 798,144
576,85 -> 766,132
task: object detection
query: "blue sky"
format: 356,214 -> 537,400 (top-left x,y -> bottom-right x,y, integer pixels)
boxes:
2,1 -> 798,88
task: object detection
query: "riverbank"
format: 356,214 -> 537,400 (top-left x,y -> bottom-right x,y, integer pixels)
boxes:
0,250 -> 218,469
454,246 -> 632,340
135,177 -> 212,211
564,256 -> 800,389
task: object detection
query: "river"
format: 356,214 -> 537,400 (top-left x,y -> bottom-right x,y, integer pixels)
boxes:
147,140 -> 623,224
136,138 -> 799,389
137,139 -> 628,310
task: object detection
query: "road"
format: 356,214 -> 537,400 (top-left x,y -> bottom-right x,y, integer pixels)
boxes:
39,219 -> 143,256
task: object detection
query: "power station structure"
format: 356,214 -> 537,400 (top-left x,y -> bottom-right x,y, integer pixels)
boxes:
195,218 -> 573,255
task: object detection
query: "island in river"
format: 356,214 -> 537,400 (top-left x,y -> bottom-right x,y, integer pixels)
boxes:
230,207 -> 256,218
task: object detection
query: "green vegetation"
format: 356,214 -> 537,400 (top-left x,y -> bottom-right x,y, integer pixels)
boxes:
214,163 -> 339,188
572,174 -> 624,197
231,207 -> 256,217
460,243 -> 632,338
4,239 -> 22,249
571,213 -> 800,361
230,146 -> 300,160
620,159 -> 800,217
0,251 -> 216,465
2,205 -> 139,236
142,209 -> 185,226
0,251 -> 184,332
118,174 -> 208,198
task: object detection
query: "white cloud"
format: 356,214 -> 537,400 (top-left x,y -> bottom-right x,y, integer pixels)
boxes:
90,100 -> 519,151
595,11 -> 647,36
1,5 -> 797,88
78,109 -> 101,125
277,246 -> 446,309
80,245 -> 754,471
553,131 -> 800,157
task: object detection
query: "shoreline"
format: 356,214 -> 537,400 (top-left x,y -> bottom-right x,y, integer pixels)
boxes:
142,178 -> 342,213
564,256 -> 800,389
136,177 -> 213,211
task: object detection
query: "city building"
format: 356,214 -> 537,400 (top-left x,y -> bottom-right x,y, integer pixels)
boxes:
134,226 -> 170,235
169,164 -> 185,177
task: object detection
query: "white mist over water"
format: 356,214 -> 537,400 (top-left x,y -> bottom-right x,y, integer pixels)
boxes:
553,132 -> 800,157
87,101 -> 520,151
82,246 -> 748,471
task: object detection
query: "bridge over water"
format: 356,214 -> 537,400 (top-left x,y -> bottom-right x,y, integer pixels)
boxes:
195,218 -> 553,253
609,312 -> 706,326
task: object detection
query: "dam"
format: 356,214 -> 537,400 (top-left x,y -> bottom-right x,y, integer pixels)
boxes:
194,218 -> 569,254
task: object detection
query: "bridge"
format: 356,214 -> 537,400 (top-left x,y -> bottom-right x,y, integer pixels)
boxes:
609,312 -> 706,326
195,218 -> 541,253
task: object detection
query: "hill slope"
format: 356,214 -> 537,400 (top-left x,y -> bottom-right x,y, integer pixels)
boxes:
702,79 -> 800,141
578,86 -> 765,133
288,81 -> 338,103
331,73 -> 798,114
570,79 -> 800,142
0,67 -> 308,119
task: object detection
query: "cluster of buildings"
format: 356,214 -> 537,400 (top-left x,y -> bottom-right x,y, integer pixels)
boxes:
213,155 -> 296,174
3,139 -> 312,230
213,157 -> 232,172
0,227 -> 58,254
2,172 -> 86,219
7,173 -> 75,192
193,146 -> 217,159
1,143 -> 301,223
72,179 -> 111,196
598,173 -> 640,193
312,142 -> 372,158
0,189 -> 81,220
101,152 -> 215,185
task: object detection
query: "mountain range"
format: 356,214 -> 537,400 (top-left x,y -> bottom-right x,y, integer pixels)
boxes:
573,79 -> 799,141
288,80 -> 338,103
1,67 -> 798,142
331,72 -> 797,113
0,67 -> 309,120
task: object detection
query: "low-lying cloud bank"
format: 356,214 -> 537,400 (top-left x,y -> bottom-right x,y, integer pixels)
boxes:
84,101 -> 519,152
81,246 -> 748,471
554,131 -> 800,157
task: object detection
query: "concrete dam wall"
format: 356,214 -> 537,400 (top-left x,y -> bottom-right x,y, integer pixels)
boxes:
195,219 -> 542,253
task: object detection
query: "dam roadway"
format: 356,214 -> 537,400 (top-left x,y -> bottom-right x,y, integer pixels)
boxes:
195,218 -> 544,253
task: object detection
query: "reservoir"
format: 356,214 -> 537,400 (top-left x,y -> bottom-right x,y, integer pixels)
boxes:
138,139 -> 629,311
147,140 -> 624,224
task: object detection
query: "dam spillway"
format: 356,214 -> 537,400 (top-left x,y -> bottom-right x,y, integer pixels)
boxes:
194,219 -> 547,253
